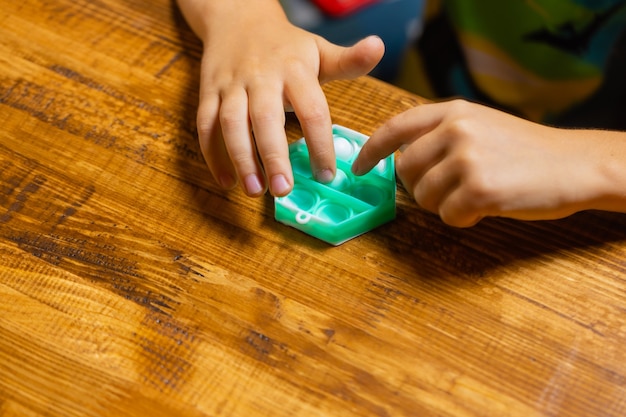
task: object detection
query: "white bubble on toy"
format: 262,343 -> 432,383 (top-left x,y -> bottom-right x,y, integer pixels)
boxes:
291,156 -> 312,178
317,203 -> 351,223
287,187 -> 318,211
334,136 -> 356,161
328,168 -> 349,191
375,159 -> 388,174
352,183 -> 386,207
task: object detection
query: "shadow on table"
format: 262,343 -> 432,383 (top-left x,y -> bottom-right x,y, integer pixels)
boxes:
378,191 -> 626,283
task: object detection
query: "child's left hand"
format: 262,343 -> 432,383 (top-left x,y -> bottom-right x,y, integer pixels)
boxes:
353,99 -> 624,227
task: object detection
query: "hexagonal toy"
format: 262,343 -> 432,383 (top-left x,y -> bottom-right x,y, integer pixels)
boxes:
275,124 -> 396,245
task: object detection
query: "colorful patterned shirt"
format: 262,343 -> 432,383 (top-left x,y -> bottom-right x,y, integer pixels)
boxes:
419,0 -> 626,128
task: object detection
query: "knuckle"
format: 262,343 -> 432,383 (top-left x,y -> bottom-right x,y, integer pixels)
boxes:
446,98 -> 471,115
260,150 -> 282,166
196,119 -> 213,140
446,119 -> 474,144
229,150 -> 255,169
259,152 -> 286,175
298,105 -> 327,126
442,101 -> 476,137
196,104 -> 219,141
219,109 -> 245,132
412,181 -> 438,214
308,145 -> 334,165
439,209 -> 470,228
283,58 -> 309,77
384,115 -> 404,134
414,193 -> 437,214
463,172 -> 496,202
438,198 -> 482,228
250,108 -> 284,127
450,149 -> 481,177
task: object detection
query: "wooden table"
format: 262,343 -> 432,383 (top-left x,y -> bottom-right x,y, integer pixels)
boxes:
2,1 -> 626,416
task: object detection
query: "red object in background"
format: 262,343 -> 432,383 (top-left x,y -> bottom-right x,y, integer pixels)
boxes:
311,0 -> 381,17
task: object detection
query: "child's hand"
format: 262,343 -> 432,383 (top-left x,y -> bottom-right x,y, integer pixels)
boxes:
178,0 -> 384,197
353,99 -> 622,227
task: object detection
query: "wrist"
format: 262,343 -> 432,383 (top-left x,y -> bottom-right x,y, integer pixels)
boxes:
590,132 -> 626,213
180,0 -> 288,43
564,129 -> 626,214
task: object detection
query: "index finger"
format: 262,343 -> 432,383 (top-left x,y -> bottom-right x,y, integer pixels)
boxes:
352,102 -> 445,176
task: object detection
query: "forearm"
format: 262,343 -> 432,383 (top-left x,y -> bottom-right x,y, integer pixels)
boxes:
176,0 -> 288,43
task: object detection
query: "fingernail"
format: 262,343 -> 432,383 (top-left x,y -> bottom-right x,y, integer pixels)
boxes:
244,174 -> 264,196
219,173 -> 236,189
270,174 -> 291,196
315,169 -> 335,184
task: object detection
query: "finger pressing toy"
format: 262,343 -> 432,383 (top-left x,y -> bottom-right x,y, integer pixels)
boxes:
275,125 -> 396,245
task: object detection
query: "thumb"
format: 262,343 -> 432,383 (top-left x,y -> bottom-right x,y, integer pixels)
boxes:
318,35 -> 385,83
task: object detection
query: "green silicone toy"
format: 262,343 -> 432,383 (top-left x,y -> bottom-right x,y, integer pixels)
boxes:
275,124 -> 396,245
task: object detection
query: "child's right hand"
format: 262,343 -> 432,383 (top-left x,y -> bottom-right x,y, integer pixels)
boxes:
177,0 -> 385,197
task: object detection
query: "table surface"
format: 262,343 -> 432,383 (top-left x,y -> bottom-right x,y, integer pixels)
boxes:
2,1 -> 626,416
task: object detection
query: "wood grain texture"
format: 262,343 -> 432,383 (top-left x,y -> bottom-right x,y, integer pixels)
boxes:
1,0 -> 626,416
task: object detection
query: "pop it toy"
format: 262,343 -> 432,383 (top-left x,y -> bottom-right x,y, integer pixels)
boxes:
275,124 -> 396,245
